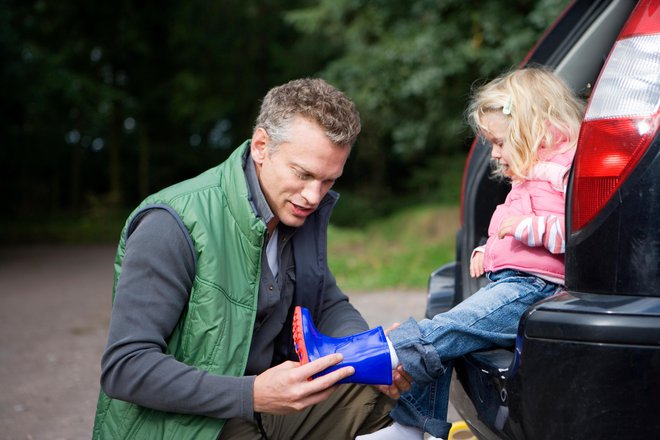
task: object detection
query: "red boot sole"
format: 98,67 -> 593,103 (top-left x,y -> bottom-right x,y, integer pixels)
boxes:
293,306 -> 310,365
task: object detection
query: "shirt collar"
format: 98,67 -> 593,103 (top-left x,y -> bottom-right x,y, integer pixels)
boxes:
244,149 -> 276,226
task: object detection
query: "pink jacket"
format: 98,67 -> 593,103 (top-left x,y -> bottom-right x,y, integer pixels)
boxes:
481,144 -> 575,283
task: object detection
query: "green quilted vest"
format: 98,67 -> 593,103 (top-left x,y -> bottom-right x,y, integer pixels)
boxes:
93,142 -> 265,439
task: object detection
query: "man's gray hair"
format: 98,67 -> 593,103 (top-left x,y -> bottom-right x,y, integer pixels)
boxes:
255,78 -> 361,148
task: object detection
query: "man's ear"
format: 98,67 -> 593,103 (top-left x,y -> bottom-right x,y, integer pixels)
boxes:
251,128 -> 269,165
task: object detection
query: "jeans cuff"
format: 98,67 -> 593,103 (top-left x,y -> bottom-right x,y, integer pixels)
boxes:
389,318 -> 443,384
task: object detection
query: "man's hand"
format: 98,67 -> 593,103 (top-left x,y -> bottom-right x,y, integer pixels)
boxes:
375,365 -> 413,399
253,354 -> 354,415
375,323 -> 413,399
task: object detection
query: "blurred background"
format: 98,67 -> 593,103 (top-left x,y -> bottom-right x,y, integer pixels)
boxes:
1,0 -> 568,288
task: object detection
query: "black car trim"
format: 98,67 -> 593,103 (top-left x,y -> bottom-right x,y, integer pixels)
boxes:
524,309 -> 660,345
528,0 -> 616,68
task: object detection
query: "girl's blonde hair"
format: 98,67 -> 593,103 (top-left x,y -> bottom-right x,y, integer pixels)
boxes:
466,67 -> 584,181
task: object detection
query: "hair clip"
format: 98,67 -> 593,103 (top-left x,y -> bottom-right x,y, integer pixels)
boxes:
502,96 -> 512,115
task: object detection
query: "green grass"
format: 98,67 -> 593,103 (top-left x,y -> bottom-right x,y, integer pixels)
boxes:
328,204 -> 459,291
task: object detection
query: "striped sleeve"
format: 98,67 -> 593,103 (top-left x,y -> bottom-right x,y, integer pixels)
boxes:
511,215 -> 566,254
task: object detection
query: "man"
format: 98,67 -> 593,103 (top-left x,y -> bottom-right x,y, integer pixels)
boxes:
93,78 -> 410,439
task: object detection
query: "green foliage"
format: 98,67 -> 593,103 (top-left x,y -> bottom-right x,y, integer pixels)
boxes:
328,204 -> 459,291
3,0 -> 568,227
2,0 -> 329,219
287,0 -> 569,198
331,152 -> 466,227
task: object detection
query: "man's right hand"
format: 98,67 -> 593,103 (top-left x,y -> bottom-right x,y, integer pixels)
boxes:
253,353 -> 353,415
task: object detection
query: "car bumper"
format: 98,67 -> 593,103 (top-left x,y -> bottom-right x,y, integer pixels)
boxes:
449,290 -> 660,439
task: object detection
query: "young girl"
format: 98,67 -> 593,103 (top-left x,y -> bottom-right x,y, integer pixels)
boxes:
357,67 -> 584,439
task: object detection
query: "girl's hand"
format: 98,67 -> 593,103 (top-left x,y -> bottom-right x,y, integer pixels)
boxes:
498,215 -> 525,238
470,251 -> 485,278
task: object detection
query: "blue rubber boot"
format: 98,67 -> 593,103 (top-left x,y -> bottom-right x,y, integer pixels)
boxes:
292,306 -> 393,385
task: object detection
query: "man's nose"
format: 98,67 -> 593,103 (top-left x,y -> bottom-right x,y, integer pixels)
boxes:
301,181 -> 323,205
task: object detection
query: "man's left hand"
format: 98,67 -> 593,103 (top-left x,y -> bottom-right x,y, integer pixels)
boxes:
375,365 -> 413,399
374,322 -> 413,399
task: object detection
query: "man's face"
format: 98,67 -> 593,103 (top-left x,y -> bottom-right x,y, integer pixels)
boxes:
251,116 -> 350,230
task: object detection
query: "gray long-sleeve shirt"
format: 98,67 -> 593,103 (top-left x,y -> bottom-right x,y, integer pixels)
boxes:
100,156 -> 367,422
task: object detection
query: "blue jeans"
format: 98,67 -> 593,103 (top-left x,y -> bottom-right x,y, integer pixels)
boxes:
387,269 -> 562,438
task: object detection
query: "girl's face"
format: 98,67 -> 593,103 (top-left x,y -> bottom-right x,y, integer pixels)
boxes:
481,112 -> 512,177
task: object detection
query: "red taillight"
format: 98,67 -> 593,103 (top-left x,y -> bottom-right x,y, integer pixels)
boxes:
570,0 -> 660,231
572,116 -> 659,229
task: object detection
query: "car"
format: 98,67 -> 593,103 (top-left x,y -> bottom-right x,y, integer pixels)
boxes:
425,0 -> 660,438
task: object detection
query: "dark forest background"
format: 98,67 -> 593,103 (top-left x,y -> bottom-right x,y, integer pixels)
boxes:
1,0 -> 568,241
